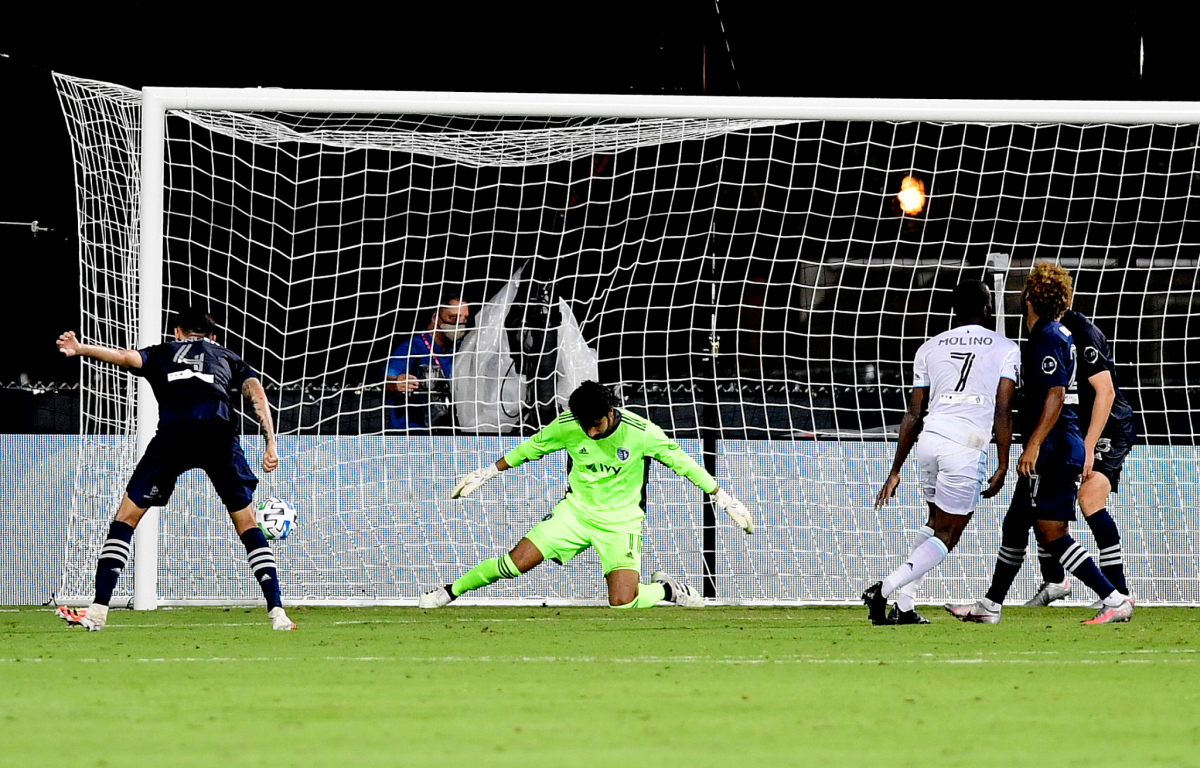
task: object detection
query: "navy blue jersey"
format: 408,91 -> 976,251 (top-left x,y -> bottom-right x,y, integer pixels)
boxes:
132,338 -> 257,428
1018,318 -> 1084,462
1059,310 -> 1138,444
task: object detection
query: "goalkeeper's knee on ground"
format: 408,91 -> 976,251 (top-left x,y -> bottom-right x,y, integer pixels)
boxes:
610,582 -> 666,610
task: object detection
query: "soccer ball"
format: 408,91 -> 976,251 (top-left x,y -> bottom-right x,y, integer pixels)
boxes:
255,497 -> 296,540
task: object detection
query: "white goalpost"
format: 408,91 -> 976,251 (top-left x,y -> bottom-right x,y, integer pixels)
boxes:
54,74 -> 1200,608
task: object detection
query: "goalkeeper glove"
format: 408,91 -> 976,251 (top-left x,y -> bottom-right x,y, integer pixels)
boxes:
450,463 -> 501,499
713,487 -> 753,534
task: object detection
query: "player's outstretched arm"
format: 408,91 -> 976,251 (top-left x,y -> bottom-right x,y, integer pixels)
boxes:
56,331 -> 142,369
452,418 -> 568,499
982,378 -> 1015,499
645,425 -> 753,534
876,386 -> 928,508
242,377 -> 279,473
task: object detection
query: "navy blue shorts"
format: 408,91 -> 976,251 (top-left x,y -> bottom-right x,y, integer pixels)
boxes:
1012,458 -> 1082,522
126,422 -> 259,512
1092,435 -> 1132,493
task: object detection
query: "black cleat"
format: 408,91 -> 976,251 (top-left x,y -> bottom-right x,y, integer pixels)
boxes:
887,604 -> 930,625
861,581 -> 889,625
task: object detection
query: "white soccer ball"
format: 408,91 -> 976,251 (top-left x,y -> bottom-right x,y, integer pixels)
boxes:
255,497 -> 296,540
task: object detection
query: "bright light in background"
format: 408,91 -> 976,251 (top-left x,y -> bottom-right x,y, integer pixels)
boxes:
897,175 -> 926,215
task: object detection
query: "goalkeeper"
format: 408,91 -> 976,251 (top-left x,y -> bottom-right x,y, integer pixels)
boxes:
419,380 -> 753,609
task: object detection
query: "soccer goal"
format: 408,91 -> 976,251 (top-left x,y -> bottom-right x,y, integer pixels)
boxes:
52,74 -> 1200,608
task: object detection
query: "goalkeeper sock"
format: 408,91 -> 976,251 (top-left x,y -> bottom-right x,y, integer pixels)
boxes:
1037,544 -> 1066,585
611,582 -> 667,610
240,528 -> 282,610
882,536 -> 948,600
93,521 -> 134,606
896,525 -> 934,612
1086,509 -> 1129,594
1044,534 -> 1117,602
451,554 -> 519,597
985,510 -> 1031,606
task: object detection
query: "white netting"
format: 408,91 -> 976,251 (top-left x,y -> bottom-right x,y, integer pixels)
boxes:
54,74 -> 1200,606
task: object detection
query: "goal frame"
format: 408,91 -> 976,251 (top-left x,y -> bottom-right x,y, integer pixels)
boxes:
132,86 -> 1200,609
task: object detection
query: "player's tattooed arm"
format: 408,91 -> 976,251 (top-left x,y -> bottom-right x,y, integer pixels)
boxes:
983,378 -> 1016,498
876,386 -> 928,508
55,331 -> 142,369
242,377 -> 279,473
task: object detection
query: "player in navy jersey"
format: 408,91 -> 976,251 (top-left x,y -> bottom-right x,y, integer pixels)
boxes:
947,262 -> 1133,625
54,307 -> 295,631
1023,309 -> 1136,606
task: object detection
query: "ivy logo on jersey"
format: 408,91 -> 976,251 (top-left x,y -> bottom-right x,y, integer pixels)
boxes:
1041,356 -> 1057,374
616,447 -> 630,461
1085,346 -> 1100,364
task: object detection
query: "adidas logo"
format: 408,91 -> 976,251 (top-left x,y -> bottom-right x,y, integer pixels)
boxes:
579,447 -> 589,454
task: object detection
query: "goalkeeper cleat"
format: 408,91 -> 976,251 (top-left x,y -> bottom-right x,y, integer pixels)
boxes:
651,571 -> 704,607
268,607 -> 296,631
1024,579 -> 1072,607
944,600 -> 1001,624
861,582 -> 889,625
418,585 -> 456,609
887,604 -> 931,625
57,604 -> 107,631
1083,597 -> 1134,625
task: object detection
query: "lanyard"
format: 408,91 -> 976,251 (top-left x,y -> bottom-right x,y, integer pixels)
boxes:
420,334 -> 448,377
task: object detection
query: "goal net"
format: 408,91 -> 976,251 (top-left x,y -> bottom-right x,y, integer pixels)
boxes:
53,74 -> 1200,606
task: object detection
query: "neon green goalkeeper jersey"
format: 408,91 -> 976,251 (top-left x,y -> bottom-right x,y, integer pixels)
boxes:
503,408 -> 718,527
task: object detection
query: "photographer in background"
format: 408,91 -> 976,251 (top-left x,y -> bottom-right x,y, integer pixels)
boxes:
385,295 -> 470,433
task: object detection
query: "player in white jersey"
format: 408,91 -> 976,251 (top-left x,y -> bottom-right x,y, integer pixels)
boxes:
863,280 -> 1018,624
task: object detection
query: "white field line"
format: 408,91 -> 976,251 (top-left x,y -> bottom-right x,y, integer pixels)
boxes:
0,654 -> 1194,665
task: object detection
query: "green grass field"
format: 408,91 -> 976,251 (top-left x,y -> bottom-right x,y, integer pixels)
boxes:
2,605 -> 1198,767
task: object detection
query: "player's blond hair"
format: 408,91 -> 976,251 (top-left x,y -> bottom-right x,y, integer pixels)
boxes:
1022,261 -> 1073,320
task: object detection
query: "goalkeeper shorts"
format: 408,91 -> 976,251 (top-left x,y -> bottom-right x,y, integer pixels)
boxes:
916,431 -> 989,516
525,498 -> 643,576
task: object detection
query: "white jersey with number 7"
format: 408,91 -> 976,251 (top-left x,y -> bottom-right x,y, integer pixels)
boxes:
912,323 -> 1019,451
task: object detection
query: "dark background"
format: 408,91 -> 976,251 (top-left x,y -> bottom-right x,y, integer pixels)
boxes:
1,2 -> 1195,390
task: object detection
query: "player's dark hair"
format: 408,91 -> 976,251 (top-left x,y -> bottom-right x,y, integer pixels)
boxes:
952,279 -> 992,321
171,306 -> 218,336
568,380 -> 618,427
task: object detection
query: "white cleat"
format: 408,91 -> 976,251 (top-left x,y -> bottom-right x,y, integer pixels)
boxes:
944,600 -> 1001,624
1024,580 -> 1072,607
1083,597 -> 1134,625
268,606 -> 296,631
651,571 -> 705,608
418,585 -> 455,609
57,604 -> 107,631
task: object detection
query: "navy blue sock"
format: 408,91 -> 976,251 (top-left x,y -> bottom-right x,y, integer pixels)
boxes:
985,512 -> 1030,605
1037,544 -> 1066,584
94,520 -> 135,606
1044,534 -> 1116,600
240,528 -> 282,610
1087,509 -> 1128,594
